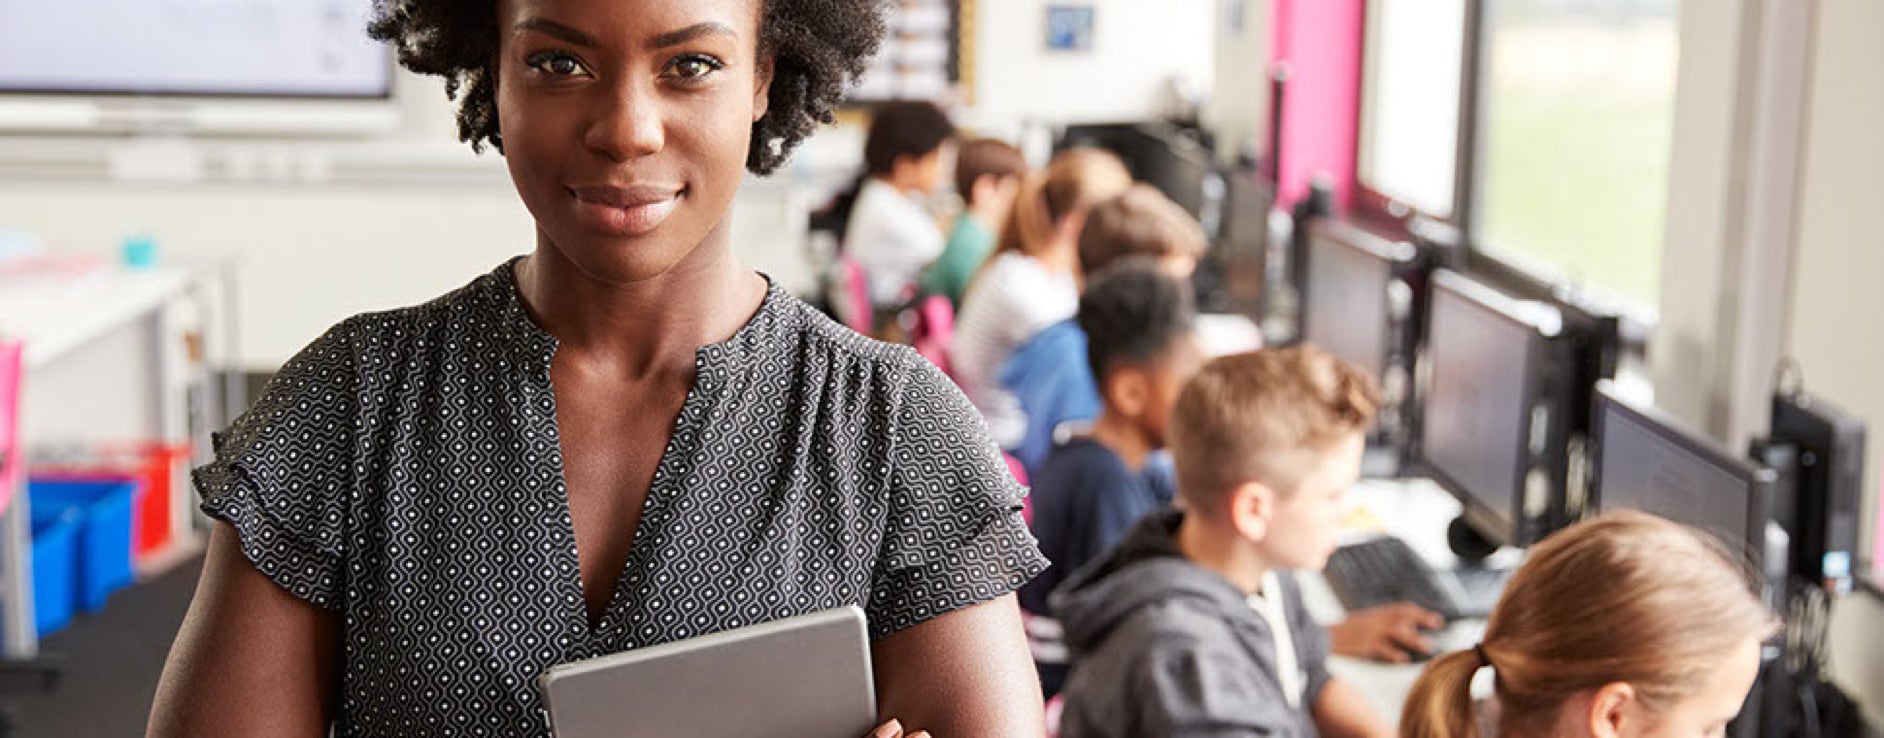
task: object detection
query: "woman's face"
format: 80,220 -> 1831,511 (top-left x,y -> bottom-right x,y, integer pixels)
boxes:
494,0 -> 770,283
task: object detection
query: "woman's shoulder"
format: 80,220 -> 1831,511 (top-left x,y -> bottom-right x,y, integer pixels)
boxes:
296,265 -> 522,360
774,287 -> 930,379
265,264 -> 529,402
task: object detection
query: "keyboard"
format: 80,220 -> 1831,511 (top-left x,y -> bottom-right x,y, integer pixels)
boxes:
1323,536 -> 1507,621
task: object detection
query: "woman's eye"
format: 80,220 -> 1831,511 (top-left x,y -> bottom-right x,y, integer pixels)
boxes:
528,52 -> 587,78
665,55 -> 724,81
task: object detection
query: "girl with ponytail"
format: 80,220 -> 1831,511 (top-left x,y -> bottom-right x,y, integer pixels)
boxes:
1402,510 -> 1775,738
949,148 -> 1132,448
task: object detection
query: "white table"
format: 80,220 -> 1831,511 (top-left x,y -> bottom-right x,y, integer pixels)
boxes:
0,262 -> 233,658
1298,476 -> 1522,727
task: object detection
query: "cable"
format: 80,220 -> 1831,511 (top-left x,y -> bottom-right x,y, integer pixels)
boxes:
1773,357 -> 1806,401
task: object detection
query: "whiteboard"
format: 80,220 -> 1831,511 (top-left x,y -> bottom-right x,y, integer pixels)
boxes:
0,0 -> 390,97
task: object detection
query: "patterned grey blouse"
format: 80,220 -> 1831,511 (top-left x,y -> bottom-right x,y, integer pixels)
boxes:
196,259 -> 1048,737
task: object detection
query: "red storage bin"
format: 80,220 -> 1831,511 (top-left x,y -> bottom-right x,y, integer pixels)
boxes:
128,443 -> 190,558
33,441 -> 190,562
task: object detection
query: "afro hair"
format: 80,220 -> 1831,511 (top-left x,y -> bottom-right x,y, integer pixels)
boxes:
367,0 -> 887,175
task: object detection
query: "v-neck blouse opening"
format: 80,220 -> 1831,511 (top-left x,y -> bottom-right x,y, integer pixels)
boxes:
485,256 -> 789,387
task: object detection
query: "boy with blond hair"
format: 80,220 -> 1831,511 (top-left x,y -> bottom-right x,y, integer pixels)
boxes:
1052,346 -> 1392,738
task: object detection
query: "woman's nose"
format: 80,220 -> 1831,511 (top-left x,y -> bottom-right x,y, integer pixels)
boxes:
583,80 -> 665,162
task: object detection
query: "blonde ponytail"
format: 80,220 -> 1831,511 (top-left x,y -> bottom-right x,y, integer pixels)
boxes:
984,148 -> 1130,262
1401,511 -> 1774,737
1401,647 -> 1487,738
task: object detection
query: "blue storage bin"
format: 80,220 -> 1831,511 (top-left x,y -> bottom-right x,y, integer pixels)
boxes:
29,506 -> 81,637
29,478 -> 137,613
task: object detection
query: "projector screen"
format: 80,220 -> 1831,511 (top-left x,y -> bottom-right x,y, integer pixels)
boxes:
0,0 -> 391,98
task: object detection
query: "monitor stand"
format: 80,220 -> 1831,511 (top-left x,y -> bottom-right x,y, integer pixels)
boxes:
1447,516 -> 1501,564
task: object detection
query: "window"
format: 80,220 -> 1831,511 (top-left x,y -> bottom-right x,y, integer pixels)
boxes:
1473,0 -> 1681,308
1357,0 -> 1468,221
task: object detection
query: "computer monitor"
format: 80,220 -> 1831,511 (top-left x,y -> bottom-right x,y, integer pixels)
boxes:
1754,391 -> 1868,589
1417,270 -> 1567,549
1302,221 -> 1417,381
1057,122 -> 1212,218
1592,382 -> 1775,559
1194,169 -> 1271,318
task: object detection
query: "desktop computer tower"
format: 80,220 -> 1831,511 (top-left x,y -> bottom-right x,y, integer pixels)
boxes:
1751,391 -> 1867,591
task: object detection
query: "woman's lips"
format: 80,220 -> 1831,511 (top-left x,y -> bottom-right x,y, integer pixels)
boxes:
568,184 -> 683,237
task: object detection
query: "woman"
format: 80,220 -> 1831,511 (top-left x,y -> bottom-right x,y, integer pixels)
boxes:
148,0 -> 1048,735
1401,511 -> 1774,738
949,149 -> 1131,449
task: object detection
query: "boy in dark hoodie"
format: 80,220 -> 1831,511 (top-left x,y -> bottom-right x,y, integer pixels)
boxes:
1052,346 -> 1391,738
1018,260 -> 1203,698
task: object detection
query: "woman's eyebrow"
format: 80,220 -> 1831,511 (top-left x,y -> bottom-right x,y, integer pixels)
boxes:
646,22 -> 738,51
514,17 -> 599,48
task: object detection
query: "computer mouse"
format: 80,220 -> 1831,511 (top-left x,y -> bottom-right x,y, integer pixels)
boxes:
1403,627 -> 1444,663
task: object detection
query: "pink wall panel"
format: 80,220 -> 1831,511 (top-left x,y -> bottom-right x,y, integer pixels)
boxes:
1268,0 -> 1365,210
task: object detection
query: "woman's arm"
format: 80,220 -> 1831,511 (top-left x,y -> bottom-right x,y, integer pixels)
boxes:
147,521 -> 341,737
871,594 -> 1044,737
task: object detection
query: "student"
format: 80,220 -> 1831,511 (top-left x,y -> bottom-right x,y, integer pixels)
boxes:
844,101 -> 956,313
1402,510 -> 1773,738
149,1 -> 1045,736
1053,346 -> 1391,738
921,137 -> 1026,307
1002,184 -> 1208,475
1013,188 -> 1437,668
1018,261 -> 1203,697
950,148 -> 1131,448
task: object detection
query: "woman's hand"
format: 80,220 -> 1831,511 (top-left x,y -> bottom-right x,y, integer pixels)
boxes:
867,719 -> 931,738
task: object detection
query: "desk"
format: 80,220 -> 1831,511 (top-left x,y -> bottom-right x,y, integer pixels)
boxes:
0,263 -> 234,658
1299,477 -> 1522,727
1195,313 -> 1265,357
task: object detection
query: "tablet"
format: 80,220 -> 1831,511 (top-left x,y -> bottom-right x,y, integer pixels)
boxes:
539,606 -> 878,738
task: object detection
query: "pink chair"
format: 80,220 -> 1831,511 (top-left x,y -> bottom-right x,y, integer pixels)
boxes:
838,257 -> 873,336
908,295 -> 955,377
0,340 -> 21,514
1002,452 -> 1032,526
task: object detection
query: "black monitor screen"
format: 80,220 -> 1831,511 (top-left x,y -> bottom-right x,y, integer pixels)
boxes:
1421,272 -> 1540,538
1058,123 -> 1209,218
1219,172 -> 1270,260
1205,172 -> 1270,315
1595,384 -> 1769,552
1303,225 -> 1402,380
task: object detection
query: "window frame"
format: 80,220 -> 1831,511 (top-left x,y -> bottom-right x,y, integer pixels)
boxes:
1350,0 -> 1479,243
1456,0 -> 1676,329
1351,0 -> 1663,349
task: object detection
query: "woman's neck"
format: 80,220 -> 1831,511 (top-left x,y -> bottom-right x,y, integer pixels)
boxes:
515,230 -> 767,379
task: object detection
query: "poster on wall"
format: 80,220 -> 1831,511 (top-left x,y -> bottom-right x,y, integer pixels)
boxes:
1045,4 -> 1095,52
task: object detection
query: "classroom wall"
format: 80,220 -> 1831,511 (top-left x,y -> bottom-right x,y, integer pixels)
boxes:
1790,0 -> 1884,721
1266,0 -> 1364,209
968,0 -> 1216,132
1205,0 -> 1273,165
1791,0 -> 1884,572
